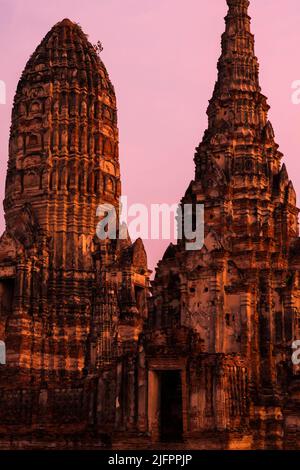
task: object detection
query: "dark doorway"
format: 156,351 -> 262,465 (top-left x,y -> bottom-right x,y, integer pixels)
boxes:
0,279 -> 15,318
160,370 -> 183,442
0,279 -> 15,347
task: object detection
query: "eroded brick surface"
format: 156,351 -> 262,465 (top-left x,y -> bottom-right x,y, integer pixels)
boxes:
0,1 -> 299,450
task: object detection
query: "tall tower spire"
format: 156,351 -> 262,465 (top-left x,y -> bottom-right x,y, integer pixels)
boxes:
218,0 -> 259,93
199,0 -> 273,163
149,1 -> 300,450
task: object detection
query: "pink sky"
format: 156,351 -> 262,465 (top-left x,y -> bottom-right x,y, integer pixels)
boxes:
0,0 -> 300,273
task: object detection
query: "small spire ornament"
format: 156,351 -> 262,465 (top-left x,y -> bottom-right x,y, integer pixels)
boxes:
93,40 -> 104,55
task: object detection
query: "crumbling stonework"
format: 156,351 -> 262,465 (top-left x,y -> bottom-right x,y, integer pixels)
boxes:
0,18 -> 149,449
146,0 -> 300,449
0,0 -> 299,450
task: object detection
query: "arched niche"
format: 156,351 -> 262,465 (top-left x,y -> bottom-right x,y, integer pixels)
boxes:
29,101 -> 41,115
24,170 -> 40,190
105,176 -> 114,194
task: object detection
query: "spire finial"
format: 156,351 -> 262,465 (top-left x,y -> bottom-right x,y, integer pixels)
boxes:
215,0 -> 257,93
204,0 -> 262,133
225,0 -> 251,32
226,0 -> 250,10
